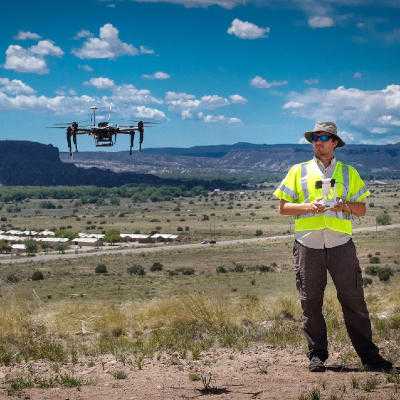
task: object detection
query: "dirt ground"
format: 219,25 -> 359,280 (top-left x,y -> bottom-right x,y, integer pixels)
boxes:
1,346 -> 399,400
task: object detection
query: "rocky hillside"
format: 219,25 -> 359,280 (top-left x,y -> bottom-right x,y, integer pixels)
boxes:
60,142 -> 400,181
0,140 -> 238,188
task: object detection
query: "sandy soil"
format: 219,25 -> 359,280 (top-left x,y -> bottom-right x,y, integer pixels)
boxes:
1,346 -> 399,400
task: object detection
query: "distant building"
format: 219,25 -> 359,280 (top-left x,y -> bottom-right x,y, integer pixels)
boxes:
150,233 -> 179,242
72,237 -> 103,247
120,234 -> 152,243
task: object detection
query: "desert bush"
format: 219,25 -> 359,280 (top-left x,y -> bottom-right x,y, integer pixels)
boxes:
365,265 -> 381,275
150,262 -> 163,272
362,276 -> 373,287
105,229 -> 121,245
376,212 -> 391,226
175,267 -> 195,275
216,265 -> 227,273
127,264 -> 145,276
255,229 -> 263,237
369,256 -> 381,264
6,273 -> 19,283
232,263 -> 244,273
25,239 -> 38,256
95,263 -> 108,274
377,267 -> 393,282
31,271 -> 44,281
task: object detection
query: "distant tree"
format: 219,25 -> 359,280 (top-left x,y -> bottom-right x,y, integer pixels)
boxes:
105,229 -> 121,245
55,228 -> 78,240
24,239 -> 38,256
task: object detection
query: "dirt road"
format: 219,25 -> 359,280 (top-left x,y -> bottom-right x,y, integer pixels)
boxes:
1,223 -> 399,266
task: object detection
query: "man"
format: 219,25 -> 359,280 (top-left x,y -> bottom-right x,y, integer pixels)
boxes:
273,121 -> 393,373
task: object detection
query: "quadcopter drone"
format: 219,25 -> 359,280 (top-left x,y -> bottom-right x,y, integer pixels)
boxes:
49,106 -> 159,156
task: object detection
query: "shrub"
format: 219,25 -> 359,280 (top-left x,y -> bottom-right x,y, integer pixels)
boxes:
232,263 -> 244,273
104,229 -> 121,245
31,270 -> 44,281
362,276 -> 373,287
255,229 -> 263,237
175,267 -> 195,275
216,265 -> 227,273
6,273 -> 19,283
0,240 -> 11,253
95,263 -> 108,274
127,264 -> 145,276
258,264 -> 273,273
150,262 -> 163,272
24,239 -> 38,256
377,267 -> 393,282
376,212 -> 391,226
369,256 -> 380,264
365,265 -> 380,275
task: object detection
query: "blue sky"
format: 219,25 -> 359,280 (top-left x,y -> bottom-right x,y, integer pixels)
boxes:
0,0 -> 399,152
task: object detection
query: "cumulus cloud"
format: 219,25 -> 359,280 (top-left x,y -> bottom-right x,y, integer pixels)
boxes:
0,77 -> 164,120
250,75 -> 288,89
14,31 -> 41,40
165,91 -> 242,123
4,40 -> 64,74
72,23 -> 139,59
229,94 -> 247,104
85,77 -> 115,89
308,15 -> 335,28
142,71 -> 170,80
74,29 -> 93,40
227,18 -> 270,39
132,105 -> 166,120
0,77 -> 35,95
283,84 -> 400,142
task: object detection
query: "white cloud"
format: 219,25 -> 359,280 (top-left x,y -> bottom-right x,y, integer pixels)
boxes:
30,40 -> 64,57
370,127 -> 388,134
0,78 -> 163,118
227,18 -> 270,40
74,29 -> 93,40
283,101 -> 303,109
353,72 -> 363,79
308,16 -> 335,28
14,31 -> 41,40
139,45 -> 155,55
283,84 -> 400,140
142,71 -> 170,80
72,23 -> 139,59
132,105 -> 166,120
198,112 -> 242,124
229,94 -> 247,104
85,77 -> 115,89
250,75 -> 288,89
79,64 -> 94,72
304,78 -> 319,85
0,77 -> 35,95
132,0 -> 245,9
4,39 -> 63,74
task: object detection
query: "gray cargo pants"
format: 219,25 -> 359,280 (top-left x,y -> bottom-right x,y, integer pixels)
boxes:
293,239 -> 379,363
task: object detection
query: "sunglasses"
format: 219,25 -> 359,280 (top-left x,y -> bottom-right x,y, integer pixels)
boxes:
311,133 -> 332,142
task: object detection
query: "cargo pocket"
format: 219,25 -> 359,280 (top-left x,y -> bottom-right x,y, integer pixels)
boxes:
293,241 -> 304,297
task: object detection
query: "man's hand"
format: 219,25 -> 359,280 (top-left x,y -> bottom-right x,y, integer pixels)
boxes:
308,200 -> 327,214
328,198 -> 351,214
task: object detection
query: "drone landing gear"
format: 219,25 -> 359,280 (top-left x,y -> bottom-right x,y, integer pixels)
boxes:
129,132 -> 135,155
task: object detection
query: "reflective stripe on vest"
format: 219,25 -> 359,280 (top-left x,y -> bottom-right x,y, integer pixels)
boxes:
294,160 -> 352,235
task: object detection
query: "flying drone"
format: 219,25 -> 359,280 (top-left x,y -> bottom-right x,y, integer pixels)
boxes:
49,106 -> 159,156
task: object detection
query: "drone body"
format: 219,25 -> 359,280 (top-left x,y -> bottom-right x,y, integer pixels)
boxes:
50,106 -> 157,157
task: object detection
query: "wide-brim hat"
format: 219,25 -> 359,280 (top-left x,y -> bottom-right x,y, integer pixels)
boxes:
304,121 -> 345,148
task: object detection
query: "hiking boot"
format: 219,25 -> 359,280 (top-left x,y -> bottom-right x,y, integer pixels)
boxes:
363,356 -> 393,372
309,356 -> 326,372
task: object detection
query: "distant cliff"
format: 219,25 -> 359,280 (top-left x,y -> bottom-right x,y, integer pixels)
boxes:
60,142 -> 400,181
0,141 -> 239,188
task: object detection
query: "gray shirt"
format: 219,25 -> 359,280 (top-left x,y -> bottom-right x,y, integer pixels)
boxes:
295,156 -> 351,249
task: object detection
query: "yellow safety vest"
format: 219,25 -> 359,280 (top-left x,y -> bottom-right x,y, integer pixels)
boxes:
273,159 -> 370,235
